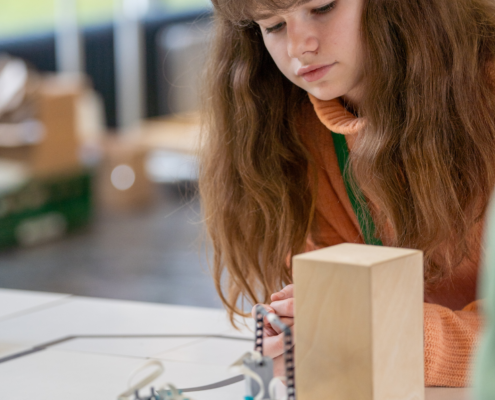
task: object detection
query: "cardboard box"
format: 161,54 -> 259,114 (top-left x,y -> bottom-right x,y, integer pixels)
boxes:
0,75 -> 84,176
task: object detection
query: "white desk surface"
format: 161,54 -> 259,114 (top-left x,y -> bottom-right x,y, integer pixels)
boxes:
0,288 -> 472,400
0,288 -> 70,321
0,349 -> 244,400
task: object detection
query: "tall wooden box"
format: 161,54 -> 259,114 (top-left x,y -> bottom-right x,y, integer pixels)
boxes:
293,243 -> 424,400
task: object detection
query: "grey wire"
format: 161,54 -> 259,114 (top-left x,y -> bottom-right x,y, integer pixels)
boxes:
180,374 -> 244,392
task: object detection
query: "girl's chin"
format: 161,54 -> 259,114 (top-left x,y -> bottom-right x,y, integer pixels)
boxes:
306,89 -> 341,102
304,83 -> 344,101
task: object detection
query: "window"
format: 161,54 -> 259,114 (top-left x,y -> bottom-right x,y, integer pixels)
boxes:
0,0 -> 211,39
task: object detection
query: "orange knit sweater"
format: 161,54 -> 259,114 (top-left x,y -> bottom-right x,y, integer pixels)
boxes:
296,95 -> 483,387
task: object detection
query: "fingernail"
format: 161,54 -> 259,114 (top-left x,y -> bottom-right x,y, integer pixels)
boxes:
271,292 -> 285,300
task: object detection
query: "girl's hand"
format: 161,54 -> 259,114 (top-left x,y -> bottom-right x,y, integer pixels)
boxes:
270,284 -> 294,323
250,284 -> 295,377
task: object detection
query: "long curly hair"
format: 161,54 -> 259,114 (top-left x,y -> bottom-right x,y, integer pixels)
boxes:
199,0 -> 495,326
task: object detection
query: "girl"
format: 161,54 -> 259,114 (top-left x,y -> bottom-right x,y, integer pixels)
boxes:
199,0 -> 495,387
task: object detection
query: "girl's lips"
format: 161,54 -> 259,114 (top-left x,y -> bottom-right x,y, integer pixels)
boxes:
301,64 -> 334,82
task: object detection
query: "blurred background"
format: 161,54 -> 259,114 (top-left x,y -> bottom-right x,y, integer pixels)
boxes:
0,0 -> 222,307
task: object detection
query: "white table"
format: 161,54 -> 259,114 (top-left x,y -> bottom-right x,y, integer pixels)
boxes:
0,289 -> 472,399
0,288 -> 69,321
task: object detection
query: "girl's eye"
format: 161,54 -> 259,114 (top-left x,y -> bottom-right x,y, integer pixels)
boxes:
312,1 -> 337,15
263,1 -> 336,34
265,22 -> 286,34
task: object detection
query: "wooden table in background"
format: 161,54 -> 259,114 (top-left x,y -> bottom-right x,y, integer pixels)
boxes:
134,113 -> 201,155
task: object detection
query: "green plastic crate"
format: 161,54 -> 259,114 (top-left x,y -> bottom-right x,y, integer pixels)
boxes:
0,170 -> 93,249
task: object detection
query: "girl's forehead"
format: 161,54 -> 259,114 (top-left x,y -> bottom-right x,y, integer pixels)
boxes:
213,0 -> 312,23
252,0 -> 313,17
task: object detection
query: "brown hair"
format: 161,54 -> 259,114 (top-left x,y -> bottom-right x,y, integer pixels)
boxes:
199,0 -> 495,325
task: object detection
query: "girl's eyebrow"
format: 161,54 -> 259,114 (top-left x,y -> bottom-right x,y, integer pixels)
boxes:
254,12 -> 278,21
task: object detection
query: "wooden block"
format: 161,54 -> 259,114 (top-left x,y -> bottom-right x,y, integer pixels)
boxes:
293,243 -> 424,400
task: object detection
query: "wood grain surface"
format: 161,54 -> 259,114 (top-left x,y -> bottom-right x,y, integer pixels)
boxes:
293,243 -> 424,400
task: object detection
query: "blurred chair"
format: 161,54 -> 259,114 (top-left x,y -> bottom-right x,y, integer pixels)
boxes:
156,17 -> 212,115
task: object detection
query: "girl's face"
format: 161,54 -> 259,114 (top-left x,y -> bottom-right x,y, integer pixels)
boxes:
255,0 -> 365,104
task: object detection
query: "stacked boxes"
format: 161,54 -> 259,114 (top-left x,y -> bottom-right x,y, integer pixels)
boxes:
0,75 -> 93,249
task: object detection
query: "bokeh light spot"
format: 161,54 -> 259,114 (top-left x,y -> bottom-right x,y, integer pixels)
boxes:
110,164 -> 136,191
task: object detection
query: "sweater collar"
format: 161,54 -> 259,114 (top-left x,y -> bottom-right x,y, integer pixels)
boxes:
308,93 -> 365,135
309,61 -> 495,134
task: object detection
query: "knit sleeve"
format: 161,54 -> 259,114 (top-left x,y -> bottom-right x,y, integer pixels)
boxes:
424,300 -> 483,387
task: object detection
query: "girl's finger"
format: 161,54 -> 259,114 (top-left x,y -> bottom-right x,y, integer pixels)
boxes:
264,314 -> 293,336
261,326 -> 296,359
263,323 -> 278,337
270,317 -> 294,335
251,303 -> 275,319
271,284 -> 294,301
251,304 -> 279,337
269,298 -> 294,317
272,354 -> 286,378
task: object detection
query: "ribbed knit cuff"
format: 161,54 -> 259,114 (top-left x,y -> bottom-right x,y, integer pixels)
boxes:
424,302 -> 482,387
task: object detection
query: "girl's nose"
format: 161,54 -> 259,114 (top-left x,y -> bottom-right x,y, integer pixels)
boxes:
287,22 -> 319,59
